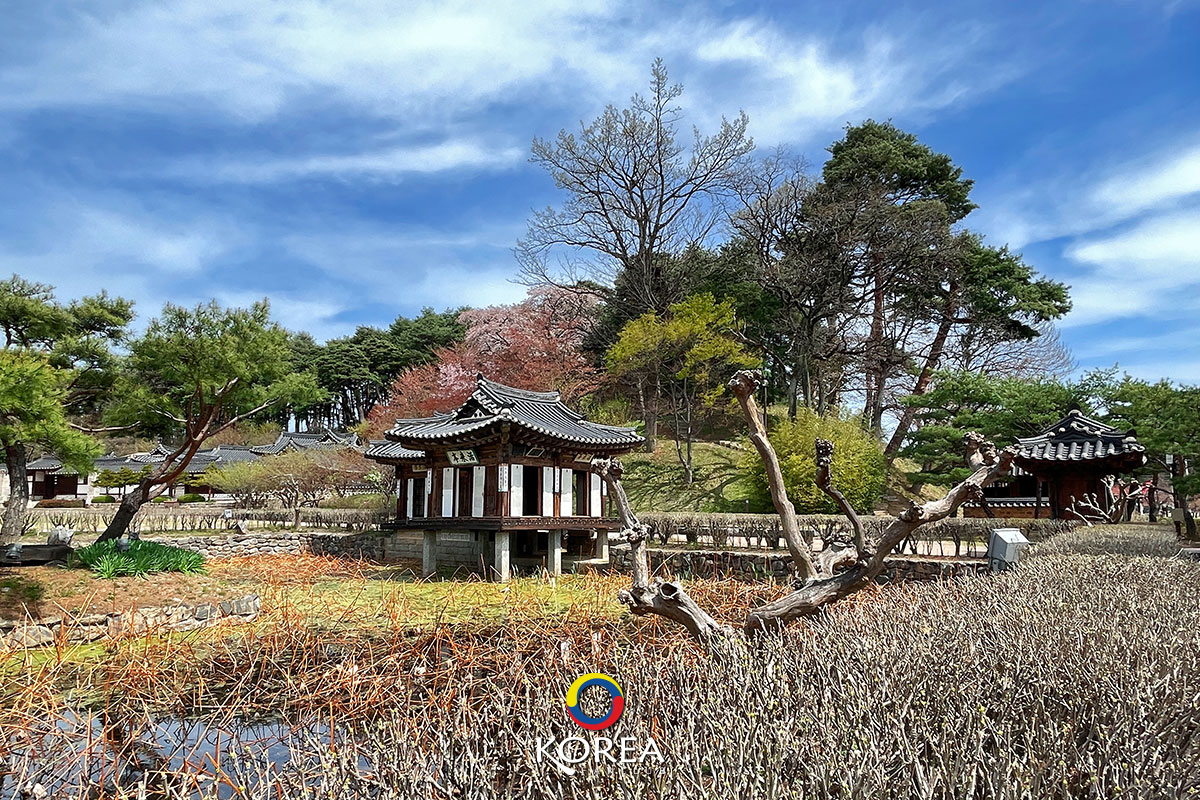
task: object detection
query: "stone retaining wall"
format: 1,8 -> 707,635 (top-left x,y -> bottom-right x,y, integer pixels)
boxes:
609,544 -> 989,584
143,530 -> 481,565
0,594 -> 261,650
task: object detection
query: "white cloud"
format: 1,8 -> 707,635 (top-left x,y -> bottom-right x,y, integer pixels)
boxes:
0,201 -> 235,279
1090,142 -> 1200,221
1060,208 -> 1200,326
0,0 -> 1008,149
282,223 -> 530,313
687,19 -> 1000,143
1067,208 -> 1200,271
165,139 -> 524,183
977,135 -> 1200,249
0,0 -> 635,121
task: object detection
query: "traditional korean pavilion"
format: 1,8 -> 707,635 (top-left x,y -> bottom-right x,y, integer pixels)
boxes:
365,375 -> 643,580
966,408 -> 1145,519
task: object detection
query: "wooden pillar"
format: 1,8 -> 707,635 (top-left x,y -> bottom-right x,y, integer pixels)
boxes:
494,530 -> 511,582
596,529 -> 609,562
548,530 -> 562,575
422,530 -> 437,577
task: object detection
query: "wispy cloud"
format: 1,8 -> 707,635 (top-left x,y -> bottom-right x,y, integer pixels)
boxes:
0,0 -> 641,122
1089,142 -> 1200,220
281,223 -> 529,312
974,130 -> 1200,331
1059,208 -> 1200,326
166,140 -> 524,183
687,18 -> 1012,143
0,200 -> 237,279
0,1 -> 1010,147
977,134 -> 1200,249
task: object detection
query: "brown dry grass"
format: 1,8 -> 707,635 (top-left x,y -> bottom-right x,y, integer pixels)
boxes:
2,525 -> 1197,799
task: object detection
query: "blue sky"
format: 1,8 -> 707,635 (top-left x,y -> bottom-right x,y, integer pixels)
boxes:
1,0 -> 1198,381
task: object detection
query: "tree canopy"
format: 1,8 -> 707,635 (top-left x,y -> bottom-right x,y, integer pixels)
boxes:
96,300 -> 323,541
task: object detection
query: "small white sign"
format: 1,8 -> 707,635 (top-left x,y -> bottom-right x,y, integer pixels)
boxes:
448,449 -> 479,466
498,463 -> 510,492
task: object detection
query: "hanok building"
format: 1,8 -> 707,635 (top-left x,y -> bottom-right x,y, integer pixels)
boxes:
966,408 -> 1145,519
365,376 -> 643,580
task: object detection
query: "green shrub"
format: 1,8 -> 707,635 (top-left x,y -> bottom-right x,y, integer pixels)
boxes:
35,498 -> 85,508
151,496 -> 168,503
738,409 -> 887,514
74,538 -> 206,578
177,493 -> 207,504
90,495 -> 116,504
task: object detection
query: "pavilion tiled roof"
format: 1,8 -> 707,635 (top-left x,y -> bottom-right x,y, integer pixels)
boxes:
380,375 -> 643,452
1014,408 -> 1145,465
28,456 -> 81,476
250,430 -> 359,455
28,442 -> 277,479
364,440 -> 426,461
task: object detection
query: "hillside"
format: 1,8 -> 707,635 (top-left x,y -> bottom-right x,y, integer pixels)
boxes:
619,440 -> 747,513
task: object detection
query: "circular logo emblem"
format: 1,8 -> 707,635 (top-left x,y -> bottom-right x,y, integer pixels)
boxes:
565,673 -> 624,730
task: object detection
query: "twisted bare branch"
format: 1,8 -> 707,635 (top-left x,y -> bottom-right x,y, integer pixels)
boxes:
728,369 -> 816,579
594,457 -> 731,641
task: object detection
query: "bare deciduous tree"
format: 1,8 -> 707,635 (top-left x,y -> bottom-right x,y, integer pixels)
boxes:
517,59 -> 753,310
598,370 -> 1015,641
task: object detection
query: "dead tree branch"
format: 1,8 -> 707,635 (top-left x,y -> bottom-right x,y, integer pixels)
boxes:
595,458 -> 732,641
728,370 -> 817,579
601,369 -> 1016,643
744,444 -> 1014,634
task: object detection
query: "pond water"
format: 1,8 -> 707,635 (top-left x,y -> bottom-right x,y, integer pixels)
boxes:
2,709 -> 349,799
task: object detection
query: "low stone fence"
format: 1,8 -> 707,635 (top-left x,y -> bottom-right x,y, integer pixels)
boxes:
1,595 -> 261,650
636,512 -> 1077,553
609,544 -> 989,584
143,529 -> 481,565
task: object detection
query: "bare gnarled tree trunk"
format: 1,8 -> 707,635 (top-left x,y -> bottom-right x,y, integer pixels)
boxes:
598,369 -> 1016,641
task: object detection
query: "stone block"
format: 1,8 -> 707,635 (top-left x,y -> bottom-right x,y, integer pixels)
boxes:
8,625 -> 56,648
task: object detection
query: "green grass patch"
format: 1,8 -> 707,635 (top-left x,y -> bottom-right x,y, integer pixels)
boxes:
0,575 -> 45,603
620,440 -> 746,512
279,572 -> 621,627
74,539 -> 206,578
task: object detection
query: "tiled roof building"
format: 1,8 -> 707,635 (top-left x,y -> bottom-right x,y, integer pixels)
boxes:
966,408 -> 1146,519
366,375 -> 643,580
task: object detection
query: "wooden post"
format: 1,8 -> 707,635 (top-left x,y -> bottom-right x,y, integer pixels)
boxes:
549,530 -> 562,575
494,530 -> 511,582
422,530 -> 437,577
596,529 -> 609,562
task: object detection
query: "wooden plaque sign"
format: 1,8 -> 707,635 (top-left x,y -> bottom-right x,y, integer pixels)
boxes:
447,448 -> 480,466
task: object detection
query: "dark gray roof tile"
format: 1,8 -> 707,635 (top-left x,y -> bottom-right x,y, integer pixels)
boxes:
378,375 -> 642,453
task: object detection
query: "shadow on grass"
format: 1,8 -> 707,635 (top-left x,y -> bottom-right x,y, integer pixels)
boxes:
0,569 -> 47,619
622,450 -> 746,513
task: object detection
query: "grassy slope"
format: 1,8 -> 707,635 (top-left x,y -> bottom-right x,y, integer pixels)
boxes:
619,439 -> 747,513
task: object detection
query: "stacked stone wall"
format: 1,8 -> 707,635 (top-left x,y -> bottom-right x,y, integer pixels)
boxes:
142,530 -> 483,565
1,595 -> 260,650
608,544 -> 989,584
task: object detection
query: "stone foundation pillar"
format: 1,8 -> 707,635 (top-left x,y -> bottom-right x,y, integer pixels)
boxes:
422,530 -> 438,577
548,530 -> 562,575
494,530 -> 511,581
596,529 -> 609,562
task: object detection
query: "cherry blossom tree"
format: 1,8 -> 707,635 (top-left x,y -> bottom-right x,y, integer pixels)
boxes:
366,288 -> 598,434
